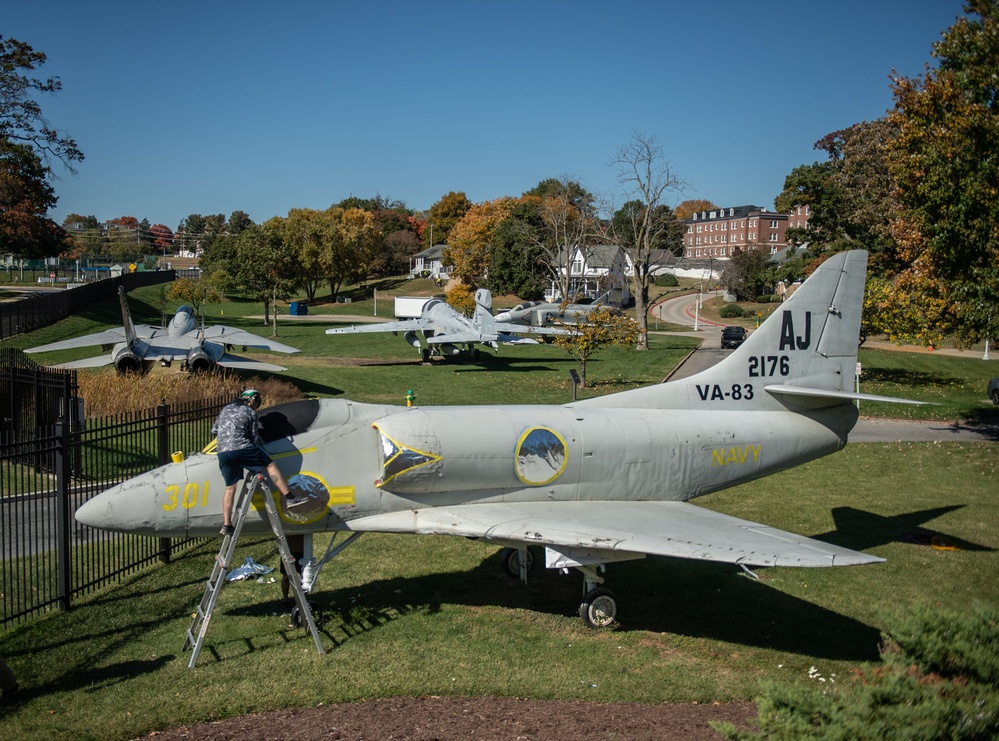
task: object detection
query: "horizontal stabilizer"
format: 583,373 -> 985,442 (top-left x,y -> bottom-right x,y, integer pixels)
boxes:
198,326 -> 300,353
217,354 -> 288,372
346,500 -> 884,568
765,384 -> 929,407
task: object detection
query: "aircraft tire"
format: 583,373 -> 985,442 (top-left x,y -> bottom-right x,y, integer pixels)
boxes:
290,601 -> 321,629
579,588 -> 617,629
499,547 -> 535,579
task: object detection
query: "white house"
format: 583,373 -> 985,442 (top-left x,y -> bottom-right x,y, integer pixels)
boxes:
548,244 -> 632,306
408,244 -> 451,281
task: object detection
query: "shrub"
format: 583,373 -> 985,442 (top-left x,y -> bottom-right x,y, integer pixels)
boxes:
714,605 -> 999,740
77,370 -> 303,416
755,294 -> 779,303
654,273 -> 679,287
719,303 -> 746,318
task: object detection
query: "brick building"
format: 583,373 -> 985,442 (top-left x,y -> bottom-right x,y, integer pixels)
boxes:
681,204 -> 810,259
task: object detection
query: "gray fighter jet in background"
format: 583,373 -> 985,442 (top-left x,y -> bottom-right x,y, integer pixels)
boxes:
76,251 -> 923,628
25,287 -> 300,373
493,292 -> 612,326
326,288 -> 566,362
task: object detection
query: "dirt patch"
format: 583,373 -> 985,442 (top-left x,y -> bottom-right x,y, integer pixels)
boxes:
144,696 -> 757,740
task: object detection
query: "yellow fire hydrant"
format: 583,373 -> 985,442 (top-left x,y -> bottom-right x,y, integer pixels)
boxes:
406,389 -> 415,407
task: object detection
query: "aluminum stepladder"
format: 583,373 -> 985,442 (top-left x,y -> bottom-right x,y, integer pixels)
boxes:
183,471 -> 325,669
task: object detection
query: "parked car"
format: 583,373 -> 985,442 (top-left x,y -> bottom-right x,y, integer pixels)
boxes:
721,325 -> 747,349
988,377 -> 999,405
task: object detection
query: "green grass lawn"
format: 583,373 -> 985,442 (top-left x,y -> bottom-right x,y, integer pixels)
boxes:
1,443 -> 995,740
2,283 -> 998,739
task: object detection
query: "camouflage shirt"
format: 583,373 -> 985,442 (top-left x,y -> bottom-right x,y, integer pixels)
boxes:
211,401 -> 259,453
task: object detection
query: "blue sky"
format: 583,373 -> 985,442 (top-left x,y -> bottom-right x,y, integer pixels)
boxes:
7,0 -> 965,230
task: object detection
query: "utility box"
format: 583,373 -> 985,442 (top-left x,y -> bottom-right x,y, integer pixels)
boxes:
289,301 -> 308,316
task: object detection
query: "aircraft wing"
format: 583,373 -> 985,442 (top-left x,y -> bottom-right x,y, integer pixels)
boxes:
195,326 -> 300,353
48,355 -> 116,369
345,500 -> 883,568
25,328 -> 128,353
326,319 -> 430,335
217,353 -> 288,372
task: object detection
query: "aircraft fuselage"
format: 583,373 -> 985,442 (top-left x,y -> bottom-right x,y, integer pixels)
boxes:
77,398 -> 855,538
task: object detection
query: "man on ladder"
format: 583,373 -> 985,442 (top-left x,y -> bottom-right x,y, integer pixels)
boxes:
180,388 -> 324,668
212,389 -> 309,535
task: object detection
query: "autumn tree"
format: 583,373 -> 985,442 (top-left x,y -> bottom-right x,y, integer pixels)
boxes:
674,199 -> 717,220
425,191 -> 472,248
885,0 -> 999,346
0,36 -> 82,258
609,133 -> 688,349
325,206 -> 380,298
148,223 -> 174,255
276,207 -> 377,301
553,306 -> 639,388
445,283 -> 475,316
0,141 -> 67,258
366,208 -> 408,277
445,197 -> 514,285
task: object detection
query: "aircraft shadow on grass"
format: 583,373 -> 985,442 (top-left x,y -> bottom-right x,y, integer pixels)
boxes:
225,548 -> 882,662
816,505 -> 992,554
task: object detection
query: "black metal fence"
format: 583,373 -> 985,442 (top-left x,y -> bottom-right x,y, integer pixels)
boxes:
0,348 -> 80,434
1,394 -> 228,628
0,270 -> 175,341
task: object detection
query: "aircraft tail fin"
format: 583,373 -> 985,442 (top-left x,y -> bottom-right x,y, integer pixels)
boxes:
474,288 -> 496,337
118,287 -> 140,349
575,250 -> 883,411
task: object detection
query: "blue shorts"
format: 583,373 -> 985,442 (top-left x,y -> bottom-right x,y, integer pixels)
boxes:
218,447 -> 273,486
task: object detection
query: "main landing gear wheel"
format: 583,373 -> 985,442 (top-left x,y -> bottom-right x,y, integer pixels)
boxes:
579,588 -> 618,629
290,601 -> 320,628
499,547 -> 536,579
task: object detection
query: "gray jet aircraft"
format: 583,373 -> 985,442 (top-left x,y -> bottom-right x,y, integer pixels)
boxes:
25,287 -> 300,373
493,292 -> 611,326
326,288 -> 565,361
76,251 -> 922,627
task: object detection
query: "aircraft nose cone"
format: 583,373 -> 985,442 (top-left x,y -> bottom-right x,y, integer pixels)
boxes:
76,481 -> 155,534
75,490 -> 114,530
75,468 -> 186,536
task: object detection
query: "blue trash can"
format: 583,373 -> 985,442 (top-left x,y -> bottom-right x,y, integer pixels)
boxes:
289,301 -> 308,316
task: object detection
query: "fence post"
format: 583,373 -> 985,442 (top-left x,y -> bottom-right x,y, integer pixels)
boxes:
55,419 -> 72,612
156,399 -> 172,564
